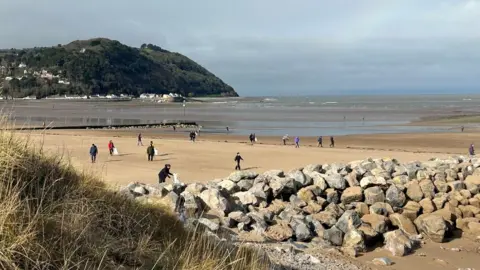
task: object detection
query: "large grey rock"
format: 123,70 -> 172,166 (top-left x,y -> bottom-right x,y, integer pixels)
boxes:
419,179 -> 436,199
228,211 -> 251,224
384,229 -> 417,256
336,210 -> 362,233
341,186 -> 363,204
406,180 -> 424,202
291,220 -> 313,242
386,185 -> 406,208
324,225 -> 344,246
392,175 -> 409,185
361,214 -> 389,234
289,195 -> 307,208
185,183 -> 206,196
311,211 -> 338,227
346,172 -> 360,187
389,213 -> 418,236
343,228 -> 366,251
217,180 -> 239,194
324,173 -> 347,190
237,179 -> 254,191
414,214 -> 448,243
180,191 -> 204,218
287,170 -> 312,187
434,180 -> 449,193
303,164 -> 321,174
360,176 -> 387,188
305,171 -> 328,191
371,168 -> 390,179
199,188 -> 231,215
370,202 -> 394,216
264,221 -> 293,241
132,185 -> 148,195
325,188 -> 340,204
247,212 -> 268,233
269,176 -> 297,198
228,171 -> 258,182
364,186 -> 385,205
249,183 -> 272,201
198,218 -> 220,232
449,181 -> 466,191
233,191 -> 261,206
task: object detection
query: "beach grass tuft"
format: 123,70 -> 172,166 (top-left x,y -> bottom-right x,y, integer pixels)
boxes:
0,122 -> 270,269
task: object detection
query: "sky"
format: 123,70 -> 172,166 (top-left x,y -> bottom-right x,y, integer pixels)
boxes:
0,0 -> 479,96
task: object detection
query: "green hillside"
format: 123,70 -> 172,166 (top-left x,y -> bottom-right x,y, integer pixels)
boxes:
0,38 -> 238,98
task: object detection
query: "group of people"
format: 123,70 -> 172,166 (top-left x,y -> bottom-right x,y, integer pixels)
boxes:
281,135 -> 335,148
89,134 -> 175,185
89,140 -> 117,163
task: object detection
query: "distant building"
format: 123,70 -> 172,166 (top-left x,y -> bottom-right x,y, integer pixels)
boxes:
5,76 -> 13,81
18,63 -> 27,68
80,48 -> 86,53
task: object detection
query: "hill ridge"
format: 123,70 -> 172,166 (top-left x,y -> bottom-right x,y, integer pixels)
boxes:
0,38 -> 238,98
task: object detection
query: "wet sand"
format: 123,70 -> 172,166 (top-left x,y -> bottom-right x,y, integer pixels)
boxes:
23,129 -> 480,269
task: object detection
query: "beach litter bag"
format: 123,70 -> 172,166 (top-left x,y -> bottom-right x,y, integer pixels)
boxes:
154,148 -> 159,156
113,147 -> 119,155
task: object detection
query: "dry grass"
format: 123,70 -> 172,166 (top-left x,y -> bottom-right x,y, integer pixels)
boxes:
0,126 -> 270,269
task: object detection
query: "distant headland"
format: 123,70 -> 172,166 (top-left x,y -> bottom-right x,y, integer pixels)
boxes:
0,38 -> 238,99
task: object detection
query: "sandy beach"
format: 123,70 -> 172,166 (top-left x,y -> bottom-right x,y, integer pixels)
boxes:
27,129 -> 480,186
24,129 -> 480,270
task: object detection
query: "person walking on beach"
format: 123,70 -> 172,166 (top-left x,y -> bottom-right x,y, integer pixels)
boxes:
89,144 -> 98,163
317,136 -> 323,147
295,136 -> 300,148
226,126 -> 229,134
330,136 -> 335,148
147,141 -> 155,161
137,133 -> 143,146
469,143 -> 475,156
173,126 -> 176,132
191,131 -> 197,142
158,164 -> 173,183
282,134 -> 289,145
108,140 -> 115,156
249,133 -> 255,145
234,152 -> 243,170
461,126 -> 465,132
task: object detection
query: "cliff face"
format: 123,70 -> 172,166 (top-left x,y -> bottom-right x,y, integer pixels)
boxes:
0,38 -> 238,98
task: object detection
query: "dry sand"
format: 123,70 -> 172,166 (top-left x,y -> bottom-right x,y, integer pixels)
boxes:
25,129 -> 467,186
24,129 -> 480,270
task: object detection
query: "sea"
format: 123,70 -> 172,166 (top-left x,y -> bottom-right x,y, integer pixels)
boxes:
3,94 -> 480,137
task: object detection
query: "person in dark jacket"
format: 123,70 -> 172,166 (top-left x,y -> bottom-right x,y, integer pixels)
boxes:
469,143 -> 475,156
147,141 -> 155,161
234,152 -> 243,170
158,164 -> 173,183
330,136 -> 335,148
89,144 -> 98,163
317,136 -> 323,147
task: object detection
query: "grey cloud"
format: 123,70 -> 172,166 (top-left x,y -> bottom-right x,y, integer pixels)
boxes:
0,0 -> 479,95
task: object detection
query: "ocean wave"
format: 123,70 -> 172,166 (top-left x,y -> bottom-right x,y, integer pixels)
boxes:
263,98 -> 278,102
322,102 -> 338,105
463,98 -> 472,101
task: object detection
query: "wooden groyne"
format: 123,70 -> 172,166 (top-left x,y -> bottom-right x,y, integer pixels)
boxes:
11,120 -> 198,131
